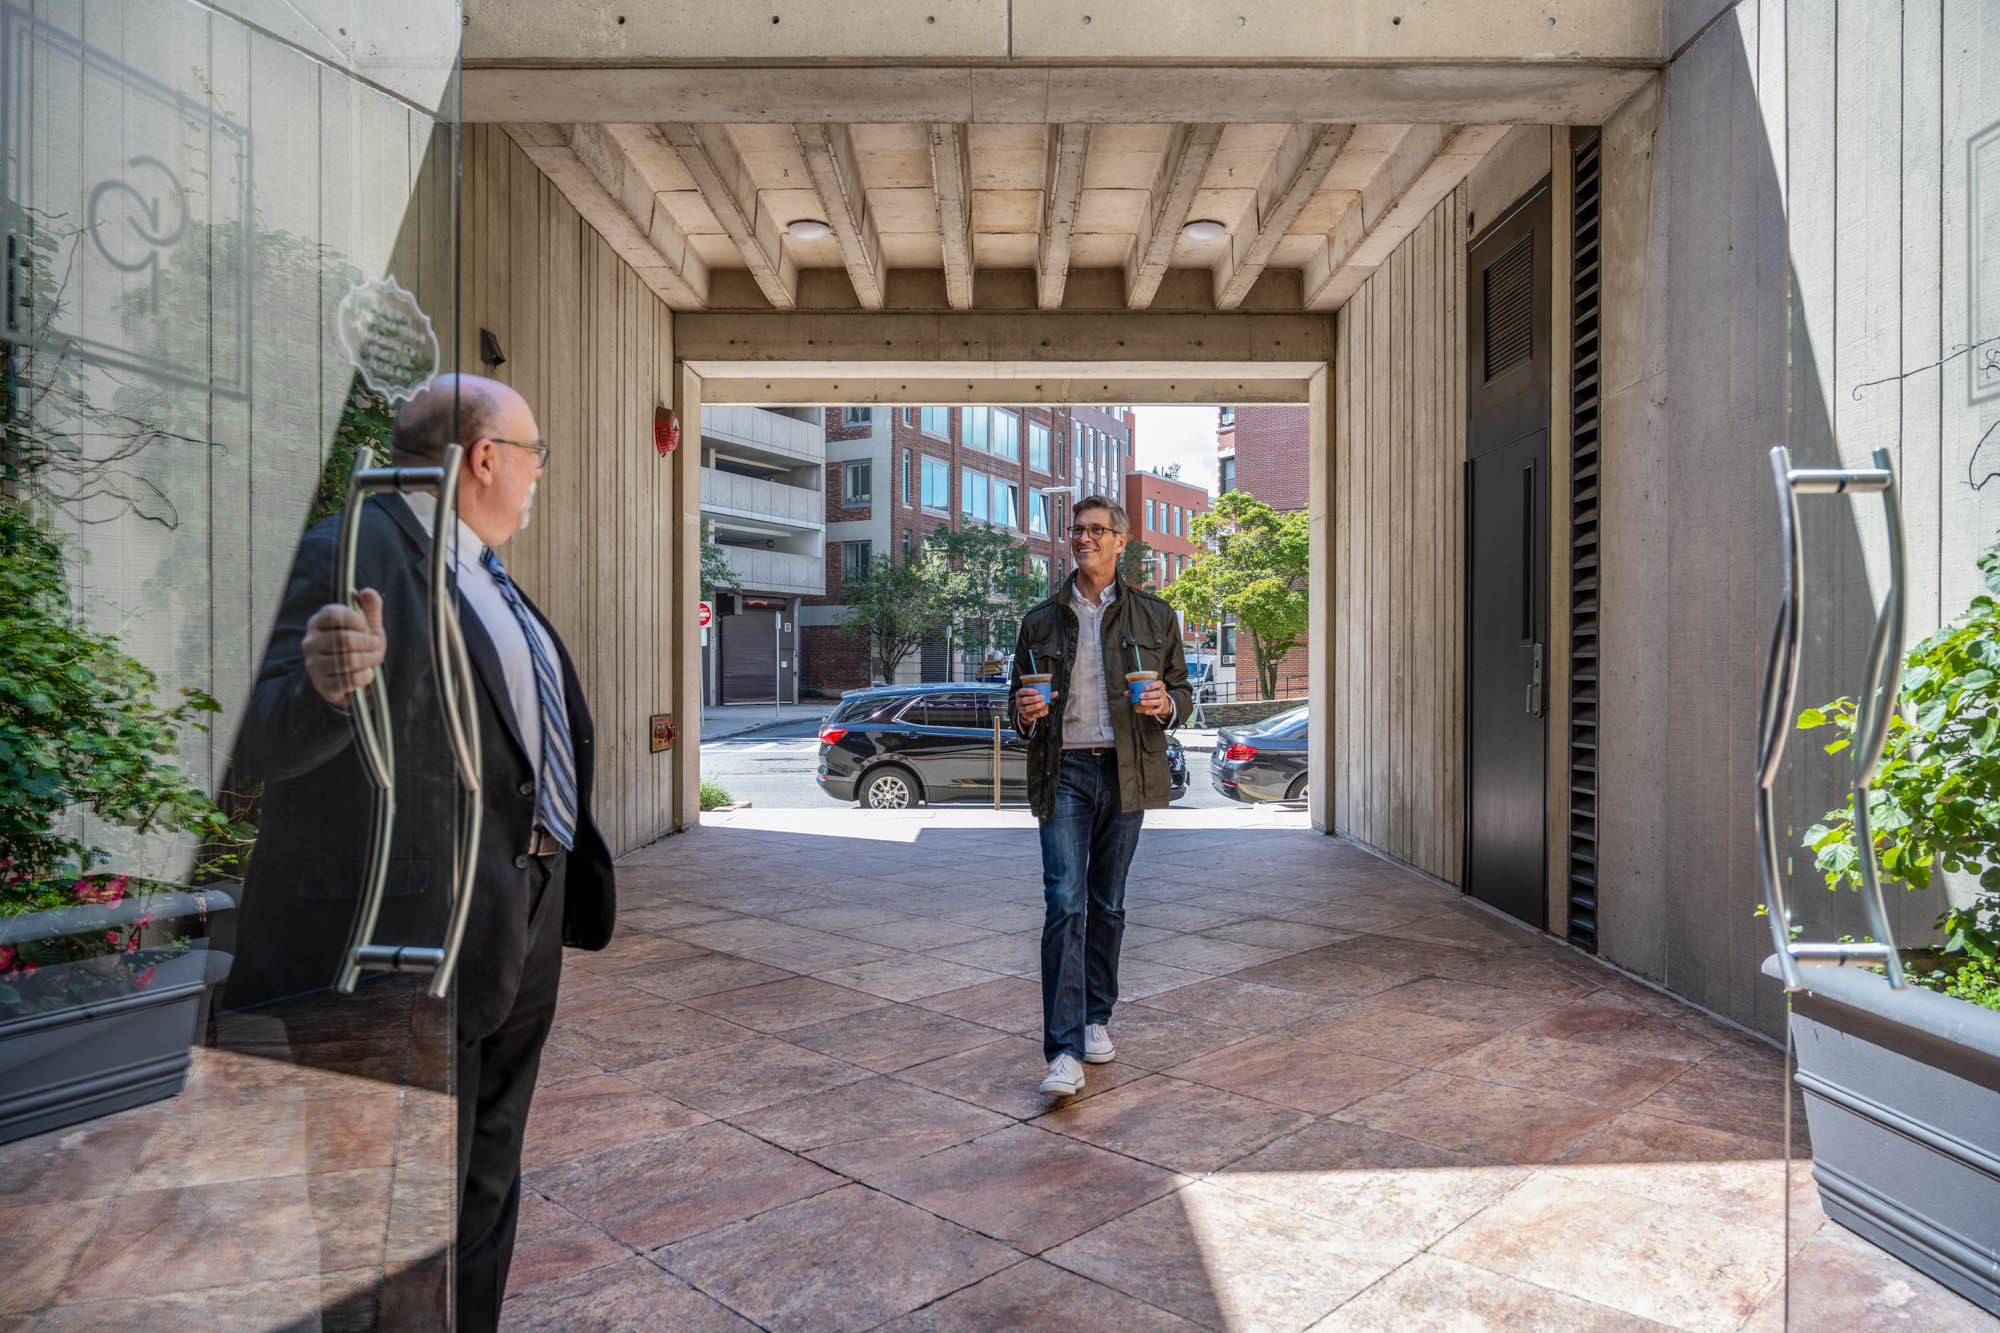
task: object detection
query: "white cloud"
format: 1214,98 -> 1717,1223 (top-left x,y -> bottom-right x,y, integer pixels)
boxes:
1128,405 -> 1225,496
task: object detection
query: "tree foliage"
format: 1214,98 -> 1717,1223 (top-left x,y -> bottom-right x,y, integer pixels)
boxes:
1799,532 -> 2000,1009
931,523 -> 1039,662
1117,535 -> 1158,588
838,549 -> 957,683
699,520 -> 738,601
1162,491 -> 1309,698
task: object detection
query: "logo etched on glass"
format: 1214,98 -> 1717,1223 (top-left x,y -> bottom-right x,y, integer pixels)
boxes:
85,156 -> 187,314
336,276 -> 438,405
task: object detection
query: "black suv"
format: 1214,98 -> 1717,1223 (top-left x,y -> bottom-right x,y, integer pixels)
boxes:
817,683 -> 1189,809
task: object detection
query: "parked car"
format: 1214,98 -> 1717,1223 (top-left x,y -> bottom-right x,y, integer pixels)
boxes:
1209,703 -> 1310,802
818,683 -> 1189,808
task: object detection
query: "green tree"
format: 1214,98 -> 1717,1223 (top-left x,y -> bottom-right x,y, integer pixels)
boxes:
700,520 -> 738,601
1163,491 -> 1309,699
933,523 -> 1038,662
838,549 -> 956,683
1117,535 -> 1159,587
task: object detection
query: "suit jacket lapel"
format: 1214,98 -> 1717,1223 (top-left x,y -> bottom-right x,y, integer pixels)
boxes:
382,494 -> 533,769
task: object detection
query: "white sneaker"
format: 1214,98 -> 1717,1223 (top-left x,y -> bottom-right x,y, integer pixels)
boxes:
1083,1024 -> 1115,1064
1038,1053 -> 1085,1096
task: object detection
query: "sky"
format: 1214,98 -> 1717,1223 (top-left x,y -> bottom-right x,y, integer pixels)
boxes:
1128,405 -> 1225,496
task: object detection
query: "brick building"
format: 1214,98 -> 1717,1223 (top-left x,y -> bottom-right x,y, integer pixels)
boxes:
801,404 -> 1136,694
1122,468 -> 1210,593
1217,404 -> 1312,701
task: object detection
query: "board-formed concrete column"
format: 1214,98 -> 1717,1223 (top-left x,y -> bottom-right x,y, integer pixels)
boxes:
674,362 -> 705,831
1308,365 -> 1332,833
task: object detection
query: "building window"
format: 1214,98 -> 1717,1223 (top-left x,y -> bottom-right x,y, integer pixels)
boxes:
901,449 -> 912,505
1145,498 -> 1156,531
920,405 -> 950,437
902,406 -> 914,426
1218,456 -> 1235,494
843,460 -> 872,504
842,407 -> 872,426
962,467 -> 990,522
1030,554 -> 1050,593
964,406 -> 989,452
842,541 -> 872,583
992,478 -> 1019,530
992,409 -> 1019,462
1028,419 -> 1050,472
1029,492 -> 1050,536
921,455 -> 950,511
902,529 -> 912,559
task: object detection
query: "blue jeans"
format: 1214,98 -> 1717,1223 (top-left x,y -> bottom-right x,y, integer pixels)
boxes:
1038,750 -> 1145,1062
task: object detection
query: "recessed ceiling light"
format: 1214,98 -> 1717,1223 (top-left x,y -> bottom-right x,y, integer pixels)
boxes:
786,218 -> 832,242
1180,218 -> 1226,243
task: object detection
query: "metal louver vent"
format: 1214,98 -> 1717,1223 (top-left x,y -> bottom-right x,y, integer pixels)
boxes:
1567,133 -> 1603,954
1483,235 -> 1534,382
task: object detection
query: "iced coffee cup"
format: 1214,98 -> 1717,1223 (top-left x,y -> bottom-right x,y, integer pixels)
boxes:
1125,669 -> 1159,705
1021,672 -> 1053,703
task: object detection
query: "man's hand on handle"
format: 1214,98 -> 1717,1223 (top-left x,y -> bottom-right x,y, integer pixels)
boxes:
303,588 -> 386,706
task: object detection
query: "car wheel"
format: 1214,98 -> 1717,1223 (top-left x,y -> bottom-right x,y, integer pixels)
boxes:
1285,774 -> 1308,802
860,765 -> 920,809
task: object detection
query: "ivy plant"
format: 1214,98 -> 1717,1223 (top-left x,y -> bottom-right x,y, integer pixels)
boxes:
1800,533 -> 2000,1010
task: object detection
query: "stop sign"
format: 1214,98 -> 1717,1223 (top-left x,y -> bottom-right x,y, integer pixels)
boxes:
698,600 -> 713,628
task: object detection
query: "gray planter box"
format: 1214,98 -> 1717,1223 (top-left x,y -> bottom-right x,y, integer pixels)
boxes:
1766,955 -> 2000,1314
1,890 -> 235,1145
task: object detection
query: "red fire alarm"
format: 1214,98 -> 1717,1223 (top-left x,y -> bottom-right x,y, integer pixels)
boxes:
654,404 -> 680,456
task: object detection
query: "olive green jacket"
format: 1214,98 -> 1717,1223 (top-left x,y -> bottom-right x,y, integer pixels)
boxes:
1006,574 -> 1194,820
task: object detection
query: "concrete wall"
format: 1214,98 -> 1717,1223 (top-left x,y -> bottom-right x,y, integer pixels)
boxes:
1596,0 -> 2000,1035
461,124 -> 689,855
1328,188 -> 1468,887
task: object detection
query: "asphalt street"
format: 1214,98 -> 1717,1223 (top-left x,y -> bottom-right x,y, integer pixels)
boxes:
701,718 -> 1246,811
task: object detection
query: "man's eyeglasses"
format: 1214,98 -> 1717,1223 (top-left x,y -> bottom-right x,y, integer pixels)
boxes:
1067,524 -> 1123,541
490,437 -> 550,469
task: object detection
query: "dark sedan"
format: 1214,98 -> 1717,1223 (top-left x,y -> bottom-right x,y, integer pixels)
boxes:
1209,704 -> 1310,803
818,683 -> 1188,809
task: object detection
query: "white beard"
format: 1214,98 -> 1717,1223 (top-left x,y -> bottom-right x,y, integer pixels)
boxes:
518,483 -> 536,531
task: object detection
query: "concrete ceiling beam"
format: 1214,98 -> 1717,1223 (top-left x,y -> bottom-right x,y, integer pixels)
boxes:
694,376 -> 1319,406
1212,122 -> 1354,311
929,123 -> 976,310
462,64 -> 1656,128
501,123 -> 708,308
660,122 -> 799,309
792,122 -> 886,310
1126,123 -> 1223,311
1036,123 -> 1091,309
1303,123 -> 1510,309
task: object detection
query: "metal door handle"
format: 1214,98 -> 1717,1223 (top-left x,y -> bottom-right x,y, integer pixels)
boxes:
1756,446 -> 1906,991
1525,642 -> 1544,716
334,443 -> 484,999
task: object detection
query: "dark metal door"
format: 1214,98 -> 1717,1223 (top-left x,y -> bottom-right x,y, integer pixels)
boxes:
1466,185 -> 1552,928
721,609 -> 779,703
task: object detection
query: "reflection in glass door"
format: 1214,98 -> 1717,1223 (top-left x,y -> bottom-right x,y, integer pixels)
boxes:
1,1 -> 465,1325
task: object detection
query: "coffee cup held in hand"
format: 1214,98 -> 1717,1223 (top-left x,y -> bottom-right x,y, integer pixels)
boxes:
1125,669 -> 1159,705
1022,672 -> 1053,702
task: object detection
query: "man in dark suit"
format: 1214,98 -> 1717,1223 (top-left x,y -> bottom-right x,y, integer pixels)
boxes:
230,374 -> 614,1330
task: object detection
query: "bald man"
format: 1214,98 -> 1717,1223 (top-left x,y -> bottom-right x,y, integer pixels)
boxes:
231,375 -> 615,1329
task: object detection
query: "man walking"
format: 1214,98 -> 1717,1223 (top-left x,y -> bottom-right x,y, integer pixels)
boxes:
1009,496 -> 1192,1096
232,374 -> 615,1329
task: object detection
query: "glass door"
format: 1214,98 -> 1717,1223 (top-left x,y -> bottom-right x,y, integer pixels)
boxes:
2,2 -> 466,1325
1768,2 -> 2000,1324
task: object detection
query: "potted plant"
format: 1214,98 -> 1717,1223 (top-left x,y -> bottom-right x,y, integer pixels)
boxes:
0,493 -> 251,1142
1778,532 -> 2000,1314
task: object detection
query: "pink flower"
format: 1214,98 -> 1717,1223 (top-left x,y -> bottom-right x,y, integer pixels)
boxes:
21,962 -> 35,979
71,874 -> 131,907
0,945 -> 14,971
105,930 -> 121,944
133,967 -> 155,989
131,913 -> 154,930
124,934 -> 140,955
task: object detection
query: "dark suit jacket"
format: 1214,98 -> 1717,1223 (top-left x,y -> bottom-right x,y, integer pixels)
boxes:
226,494 -> 614,1039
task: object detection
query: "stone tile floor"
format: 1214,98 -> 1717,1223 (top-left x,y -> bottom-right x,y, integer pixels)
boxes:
499,808 -> 1994,1332
2,807 -> 1990,1330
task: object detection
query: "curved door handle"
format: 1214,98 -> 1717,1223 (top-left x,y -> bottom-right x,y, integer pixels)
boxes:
334,443 -> 484,999
1756,446 -> 1906,992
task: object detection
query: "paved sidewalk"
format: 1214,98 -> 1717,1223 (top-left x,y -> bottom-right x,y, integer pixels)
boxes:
498,808 -> 1990,1331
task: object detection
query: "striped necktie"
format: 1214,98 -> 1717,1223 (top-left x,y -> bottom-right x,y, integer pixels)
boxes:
479,548 -> 577,850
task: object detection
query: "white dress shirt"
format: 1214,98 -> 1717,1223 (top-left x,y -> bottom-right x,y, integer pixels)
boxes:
400,492 -> 566,786
1062,579 -> 1120,748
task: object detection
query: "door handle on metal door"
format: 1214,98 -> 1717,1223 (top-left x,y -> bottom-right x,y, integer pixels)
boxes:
1525,642 -> 1544,716
334,443 -> 484,999
1756,446 -> 1905,992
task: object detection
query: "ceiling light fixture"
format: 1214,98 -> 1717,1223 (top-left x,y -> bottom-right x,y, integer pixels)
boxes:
1180,218 -> 1226,243
786,218 -> 832,242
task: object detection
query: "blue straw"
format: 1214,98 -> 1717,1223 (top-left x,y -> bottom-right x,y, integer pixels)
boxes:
1025,647 -> 1037,674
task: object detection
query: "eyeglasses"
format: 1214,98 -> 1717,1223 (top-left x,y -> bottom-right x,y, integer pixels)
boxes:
489,437 -> 550,469
1067,524 -> 1124,542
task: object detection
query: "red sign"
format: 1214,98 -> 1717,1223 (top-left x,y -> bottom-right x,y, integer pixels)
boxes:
698,600 -> 713,628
